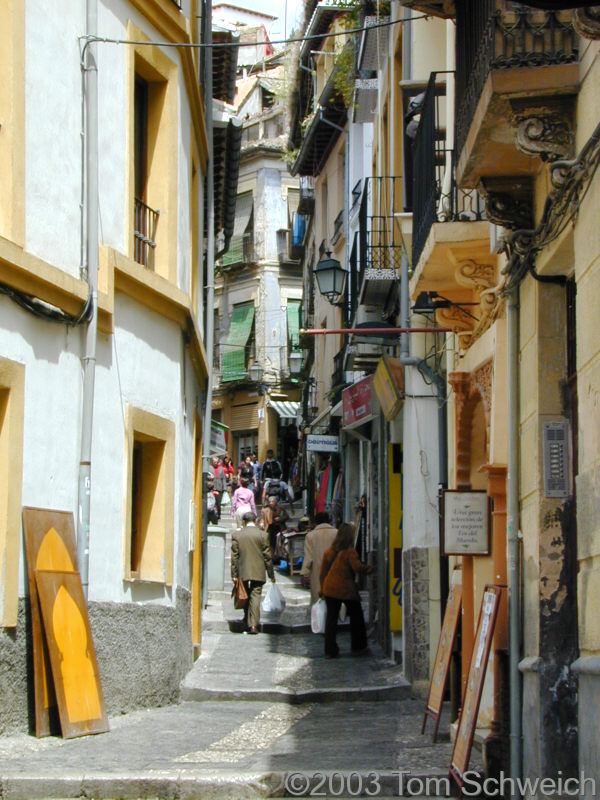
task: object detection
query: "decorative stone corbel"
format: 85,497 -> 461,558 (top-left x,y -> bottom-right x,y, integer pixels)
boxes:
510,96 -> 575,163
573,7 -> 600,39
478,177 -> 534,230
435,306 -> 475,351
515,115 -> 573,162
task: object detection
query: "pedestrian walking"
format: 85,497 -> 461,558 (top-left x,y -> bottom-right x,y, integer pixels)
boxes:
251,452 -> 262,503
206,477 -> 218,524
261,448 -> 283,504
209,456 -> 228,521
231,477 -> 257,528
238,455 -> 255,493
259,495 -> 289,561
300,512 -> 337,605
231,510 -> 275,634
319,522 -> 372,658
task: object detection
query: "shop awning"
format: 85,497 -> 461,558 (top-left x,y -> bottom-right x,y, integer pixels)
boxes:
221,303 -> 255,383
269,401 -> 300,420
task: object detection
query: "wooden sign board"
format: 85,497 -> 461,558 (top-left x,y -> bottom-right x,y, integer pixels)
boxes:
449,585 -> 502,789
22,507 -> 79,737
442,490 -> 490,555
422,583 -> 462,741
35,570 -> 109,738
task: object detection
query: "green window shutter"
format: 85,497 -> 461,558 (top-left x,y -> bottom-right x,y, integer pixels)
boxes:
221,303 -> 255,382
287,301 -> 301,352
222,193 -> 254,267
222,236 -> 244,266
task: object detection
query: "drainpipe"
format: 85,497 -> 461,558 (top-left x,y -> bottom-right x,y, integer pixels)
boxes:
77,0 -> 99,600
201,0 -> 215,609
507,287 -> 522,789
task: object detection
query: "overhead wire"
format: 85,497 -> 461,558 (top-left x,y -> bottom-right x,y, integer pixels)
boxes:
81,14 -> 430,54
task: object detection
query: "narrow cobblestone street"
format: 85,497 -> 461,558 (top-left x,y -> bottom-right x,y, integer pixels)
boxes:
0,513 -> 479,799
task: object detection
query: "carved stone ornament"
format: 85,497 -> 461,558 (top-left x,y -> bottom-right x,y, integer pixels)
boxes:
435,305 -> 475,334
455,260 -> 497,292
515,114 -> 574,162
472,360 -> 493,421
478,177 -> 534,231
448,362 -> 493,486
573,7 -> 600,39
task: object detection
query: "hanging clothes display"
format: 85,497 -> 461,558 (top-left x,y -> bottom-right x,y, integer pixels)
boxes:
331,470 -> 344,527
315,461 -> 331,514
354,494 -> 367,562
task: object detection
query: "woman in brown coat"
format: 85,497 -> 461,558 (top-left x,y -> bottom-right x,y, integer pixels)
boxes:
319,523 -> 372,658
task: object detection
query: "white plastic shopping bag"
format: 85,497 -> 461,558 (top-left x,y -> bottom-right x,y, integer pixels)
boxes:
261,582 -> 286,615
311,597 -> 327,634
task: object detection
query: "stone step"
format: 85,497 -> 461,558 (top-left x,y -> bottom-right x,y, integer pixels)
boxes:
181,680 -> 411,705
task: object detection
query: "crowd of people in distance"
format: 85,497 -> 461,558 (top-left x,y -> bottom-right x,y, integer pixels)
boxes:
206,450 -> 296,526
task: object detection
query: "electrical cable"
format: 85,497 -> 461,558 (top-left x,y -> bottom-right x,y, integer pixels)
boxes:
0,282 -> 92,326
80,13 -> 430,54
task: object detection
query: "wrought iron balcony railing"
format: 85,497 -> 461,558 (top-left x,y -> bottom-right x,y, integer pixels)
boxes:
331,209 -> 344,245
351,180 -> 362,213
455,0 -> 578,160
356,176 -> 404,296
412,72 -> 486,270
134,197 -> 159,271
331,345 -> 349,393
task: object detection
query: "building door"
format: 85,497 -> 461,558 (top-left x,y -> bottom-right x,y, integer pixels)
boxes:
236,431 -> 258,465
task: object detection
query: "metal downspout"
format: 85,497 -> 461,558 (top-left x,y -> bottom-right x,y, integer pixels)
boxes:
77,0 -> 99,600
201,0 -> 215,609
507,288 -> 522,790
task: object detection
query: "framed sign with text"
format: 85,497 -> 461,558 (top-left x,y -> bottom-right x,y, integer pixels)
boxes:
442,490 -> 490,556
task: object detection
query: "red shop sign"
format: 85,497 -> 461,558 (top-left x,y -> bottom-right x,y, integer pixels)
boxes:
342,376 -> 373,428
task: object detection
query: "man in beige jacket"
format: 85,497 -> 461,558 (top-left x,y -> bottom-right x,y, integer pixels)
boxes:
231,510 -> 275,633
300,512 -> 337,605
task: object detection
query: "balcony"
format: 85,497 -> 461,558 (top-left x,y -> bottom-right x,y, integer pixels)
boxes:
410,72 -> 497,352
298,178 -> 315,215
455,0 -> 579,191
134,198 -> 159,271
356,176 -> 404,307
291,39 -> 352,177
412,73 -> 486,271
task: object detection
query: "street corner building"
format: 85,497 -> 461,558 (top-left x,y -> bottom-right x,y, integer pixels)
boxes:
0,0 -> 238,734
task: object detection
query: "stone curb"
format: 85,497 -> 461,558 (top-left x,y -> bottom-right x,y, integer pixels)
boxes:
180,682 -> 412,704
0,768 -> 460,799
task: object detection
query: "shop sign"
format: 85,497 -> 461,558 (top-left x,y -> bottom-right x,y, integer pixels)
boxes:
306,434 -> 339,453
442,490 -> 490,555
342,376 -> 373,428
210,420 -> 229,456
373,356 -> 405,421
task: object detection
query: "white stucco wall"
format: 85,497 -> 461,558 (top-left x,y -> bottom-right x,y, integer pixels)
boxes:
0,299 -> 83,598
11,0 -> 205,610
402,368 -> 440,550
26,1 -> 85,276
89,296 -> 190,605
